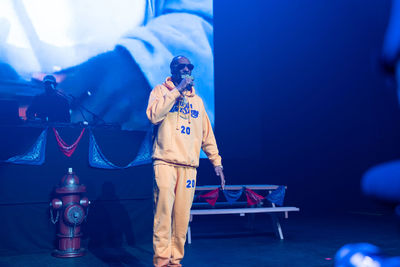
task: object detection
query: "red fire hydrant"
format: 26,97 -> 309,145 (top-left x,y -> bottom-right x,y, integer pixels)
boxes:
50,168 -> 90,258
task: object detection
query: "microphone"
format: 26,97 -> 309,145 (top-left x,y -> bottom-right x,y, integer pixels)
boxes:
57,90 -> 91,100
54,89 -> 70,100
181,74 -> 194,90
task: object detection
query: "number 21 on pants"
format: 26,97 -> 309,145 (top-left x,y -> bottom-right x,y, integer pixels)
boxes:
186,179 -> 195,188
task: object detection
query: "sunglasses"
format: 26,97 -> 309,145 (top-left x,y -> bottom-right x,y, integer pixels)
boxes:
176,63 -> 194,71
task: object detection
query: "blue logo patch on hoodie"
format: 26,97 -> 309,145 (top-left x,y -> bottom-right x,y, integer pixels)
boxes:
190,110 -> 199,118
170,100 -> 199,119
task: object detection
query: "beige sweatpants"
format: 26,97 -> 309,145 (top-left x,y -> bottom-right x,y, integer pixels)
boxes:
153,163 -> 197,267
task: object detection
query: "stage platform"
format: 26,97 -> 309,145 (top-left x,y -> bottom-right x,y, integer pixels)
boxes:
0,212 -> 398,266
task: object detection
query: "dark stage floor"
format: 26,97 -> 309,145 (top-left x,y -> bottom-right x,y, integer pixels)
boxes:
1,212 -> 399,267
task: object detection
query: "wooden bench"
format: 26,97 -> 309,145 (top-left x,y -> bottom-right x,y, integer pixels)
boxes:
188,185 -> 299,244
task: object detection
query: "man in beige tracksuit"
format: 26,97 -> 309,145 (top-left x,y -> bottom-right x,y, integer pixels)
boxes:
146,56 -> 225,267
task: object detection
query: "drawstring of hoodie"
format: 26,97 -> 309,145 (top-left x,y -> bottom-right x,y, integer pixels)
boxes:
176,92 -> 191,130
188,99 -> 191,124
176,97 -> 181,130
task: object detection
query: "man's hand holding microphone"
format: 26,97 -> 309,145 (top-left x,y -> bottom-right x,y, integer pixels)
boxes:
176,75 -> 194,93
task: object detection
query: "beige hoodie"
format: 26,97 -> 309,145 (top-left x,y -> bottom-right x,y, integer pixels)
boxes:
146,77 -> 221,168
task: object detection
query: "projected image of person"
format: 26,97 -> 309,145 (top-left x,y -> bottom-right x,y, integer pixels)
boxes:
147,56 -> 224,267
26,74 -> 70,123
0,0 -> 214,131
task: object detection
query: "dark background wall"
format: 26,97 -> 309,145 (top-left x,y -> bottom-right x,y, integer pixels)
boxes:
197,0 -> 400,213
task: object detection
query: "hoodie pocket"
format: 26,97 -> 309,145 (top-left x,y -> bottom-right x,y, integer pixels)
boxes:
156,122 -> 172,151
